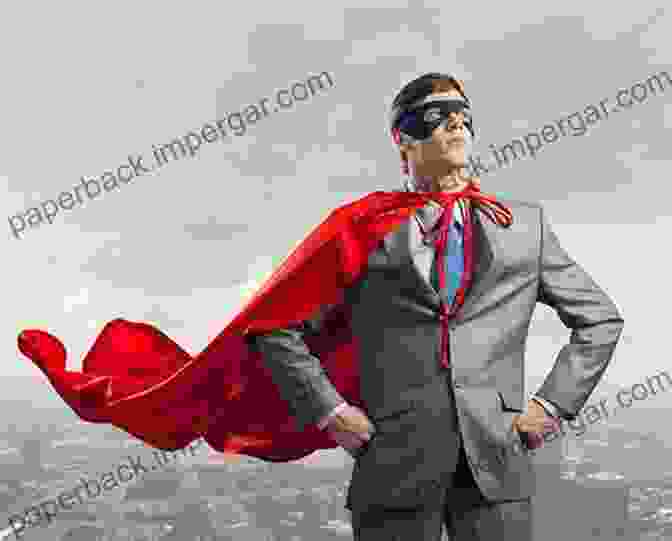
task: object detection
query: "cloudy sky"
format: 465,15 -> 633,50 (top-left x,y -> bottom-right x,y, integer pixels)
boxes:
1,1 -> 670,464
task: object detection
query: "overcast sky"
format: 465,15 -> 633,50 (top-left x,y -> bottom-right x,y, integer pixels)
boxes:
1,1 -> 670,464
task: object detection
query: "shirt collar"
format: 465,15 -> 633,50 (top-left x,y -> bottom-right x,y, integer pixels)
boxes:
403,177 -> 465,231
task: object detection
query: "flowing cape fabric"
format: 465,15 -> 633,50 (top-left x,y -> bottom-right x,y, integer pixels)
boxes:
17,184 -> 511,462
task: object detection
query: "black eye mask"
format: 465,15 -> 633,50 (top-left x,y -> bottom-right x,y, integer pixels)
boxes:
397,100 -> 472,142
391,95 -> 475,145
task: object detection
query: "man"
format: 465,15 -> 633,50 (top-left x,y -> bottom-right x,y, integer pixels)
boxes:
250,73 -> 624,540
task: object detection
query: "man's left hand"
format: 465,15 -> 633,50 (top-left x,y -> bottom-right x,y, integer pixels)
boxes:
513,400 -> 560,435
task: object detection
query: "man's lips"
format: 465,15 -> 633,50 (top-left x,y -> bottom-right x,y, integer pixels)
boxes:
443,137 -> 465,149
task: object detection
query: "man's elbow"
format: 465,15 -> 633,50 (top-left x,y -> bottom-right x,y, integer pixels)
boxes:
609,306 -> 625,337
598,314 -> 624,346
598,296 -> 625,341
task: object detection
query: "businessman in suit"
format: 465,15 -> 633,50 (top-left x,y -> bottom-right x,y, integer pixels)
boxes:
249,73 -> 624,540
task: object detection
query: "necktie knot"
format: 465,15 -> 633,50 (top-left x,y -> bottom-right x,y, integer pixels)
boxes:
428,180 -> 513,229
424,204 -> 462,249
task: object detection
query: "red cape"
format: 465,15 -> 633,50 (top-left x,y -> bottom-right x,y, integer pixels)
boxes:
17,184 -> 512,462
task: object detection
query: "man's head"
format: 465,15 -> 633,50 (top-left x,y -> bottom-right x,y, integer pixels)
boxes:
390,73 -> 473,180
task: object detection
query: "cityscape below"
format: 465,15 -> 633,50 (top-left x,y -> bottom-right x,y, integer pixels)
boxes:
0,395 -> 670,540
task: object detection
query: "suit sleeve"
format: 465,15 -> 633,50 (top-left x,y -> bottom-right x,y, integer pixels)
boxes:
534,204 -> 625,421
531,395 -> 560,418
246,302 -> 347,432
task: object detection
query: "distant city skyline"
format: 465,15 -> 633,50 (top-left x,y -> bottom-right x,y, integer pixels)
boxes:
3,408 -> 670,539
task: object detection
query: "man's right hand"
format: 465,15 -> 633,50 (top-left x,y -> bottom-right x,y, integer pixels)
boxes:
324,404 -> 376,458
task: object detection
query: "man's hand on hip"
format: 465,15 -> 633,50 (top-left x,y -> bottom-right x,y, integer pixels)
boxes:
512,399 -> 561,450
324,404 -> 376,458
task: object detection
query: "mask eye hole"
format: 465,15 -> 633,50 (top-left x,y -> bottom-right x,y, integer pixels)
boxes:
423,108 -> 443,123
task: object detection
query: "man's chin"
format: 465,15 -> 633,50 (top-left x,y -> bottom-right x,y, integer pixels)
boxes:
426,157 -> 467,173
444,155 -> 467,169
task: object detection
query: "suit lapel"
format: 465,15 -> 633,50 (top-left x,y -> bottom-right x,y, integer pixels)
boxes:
458,208 -> 500,321
383,206 -> 499,319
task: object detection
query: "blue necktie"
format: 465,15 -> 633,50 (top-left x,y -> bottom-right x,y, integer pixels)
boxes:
431,216 -> 464,307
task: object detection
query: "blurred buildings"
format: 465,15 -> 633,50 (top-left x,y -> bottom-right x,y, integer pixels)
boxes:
1,406 -> 671,540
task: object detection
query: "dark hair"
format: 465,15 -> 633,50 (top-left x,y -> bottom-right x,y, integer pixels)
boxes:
391,72 -> 467,116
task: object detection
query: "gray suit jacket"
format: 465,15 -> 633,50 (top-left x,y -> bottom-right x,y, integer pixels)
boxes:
249,194 -> 624,510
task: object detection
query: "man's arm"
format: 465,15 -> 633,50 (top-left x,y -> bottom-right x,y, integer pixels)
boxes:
246,303 -> 347,433
534,204 -> 625,421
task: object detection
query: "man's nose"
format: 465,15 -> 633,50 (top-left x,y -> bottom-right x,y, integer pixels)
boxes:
443,113 -> 464,131
448,111 -> 463,122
